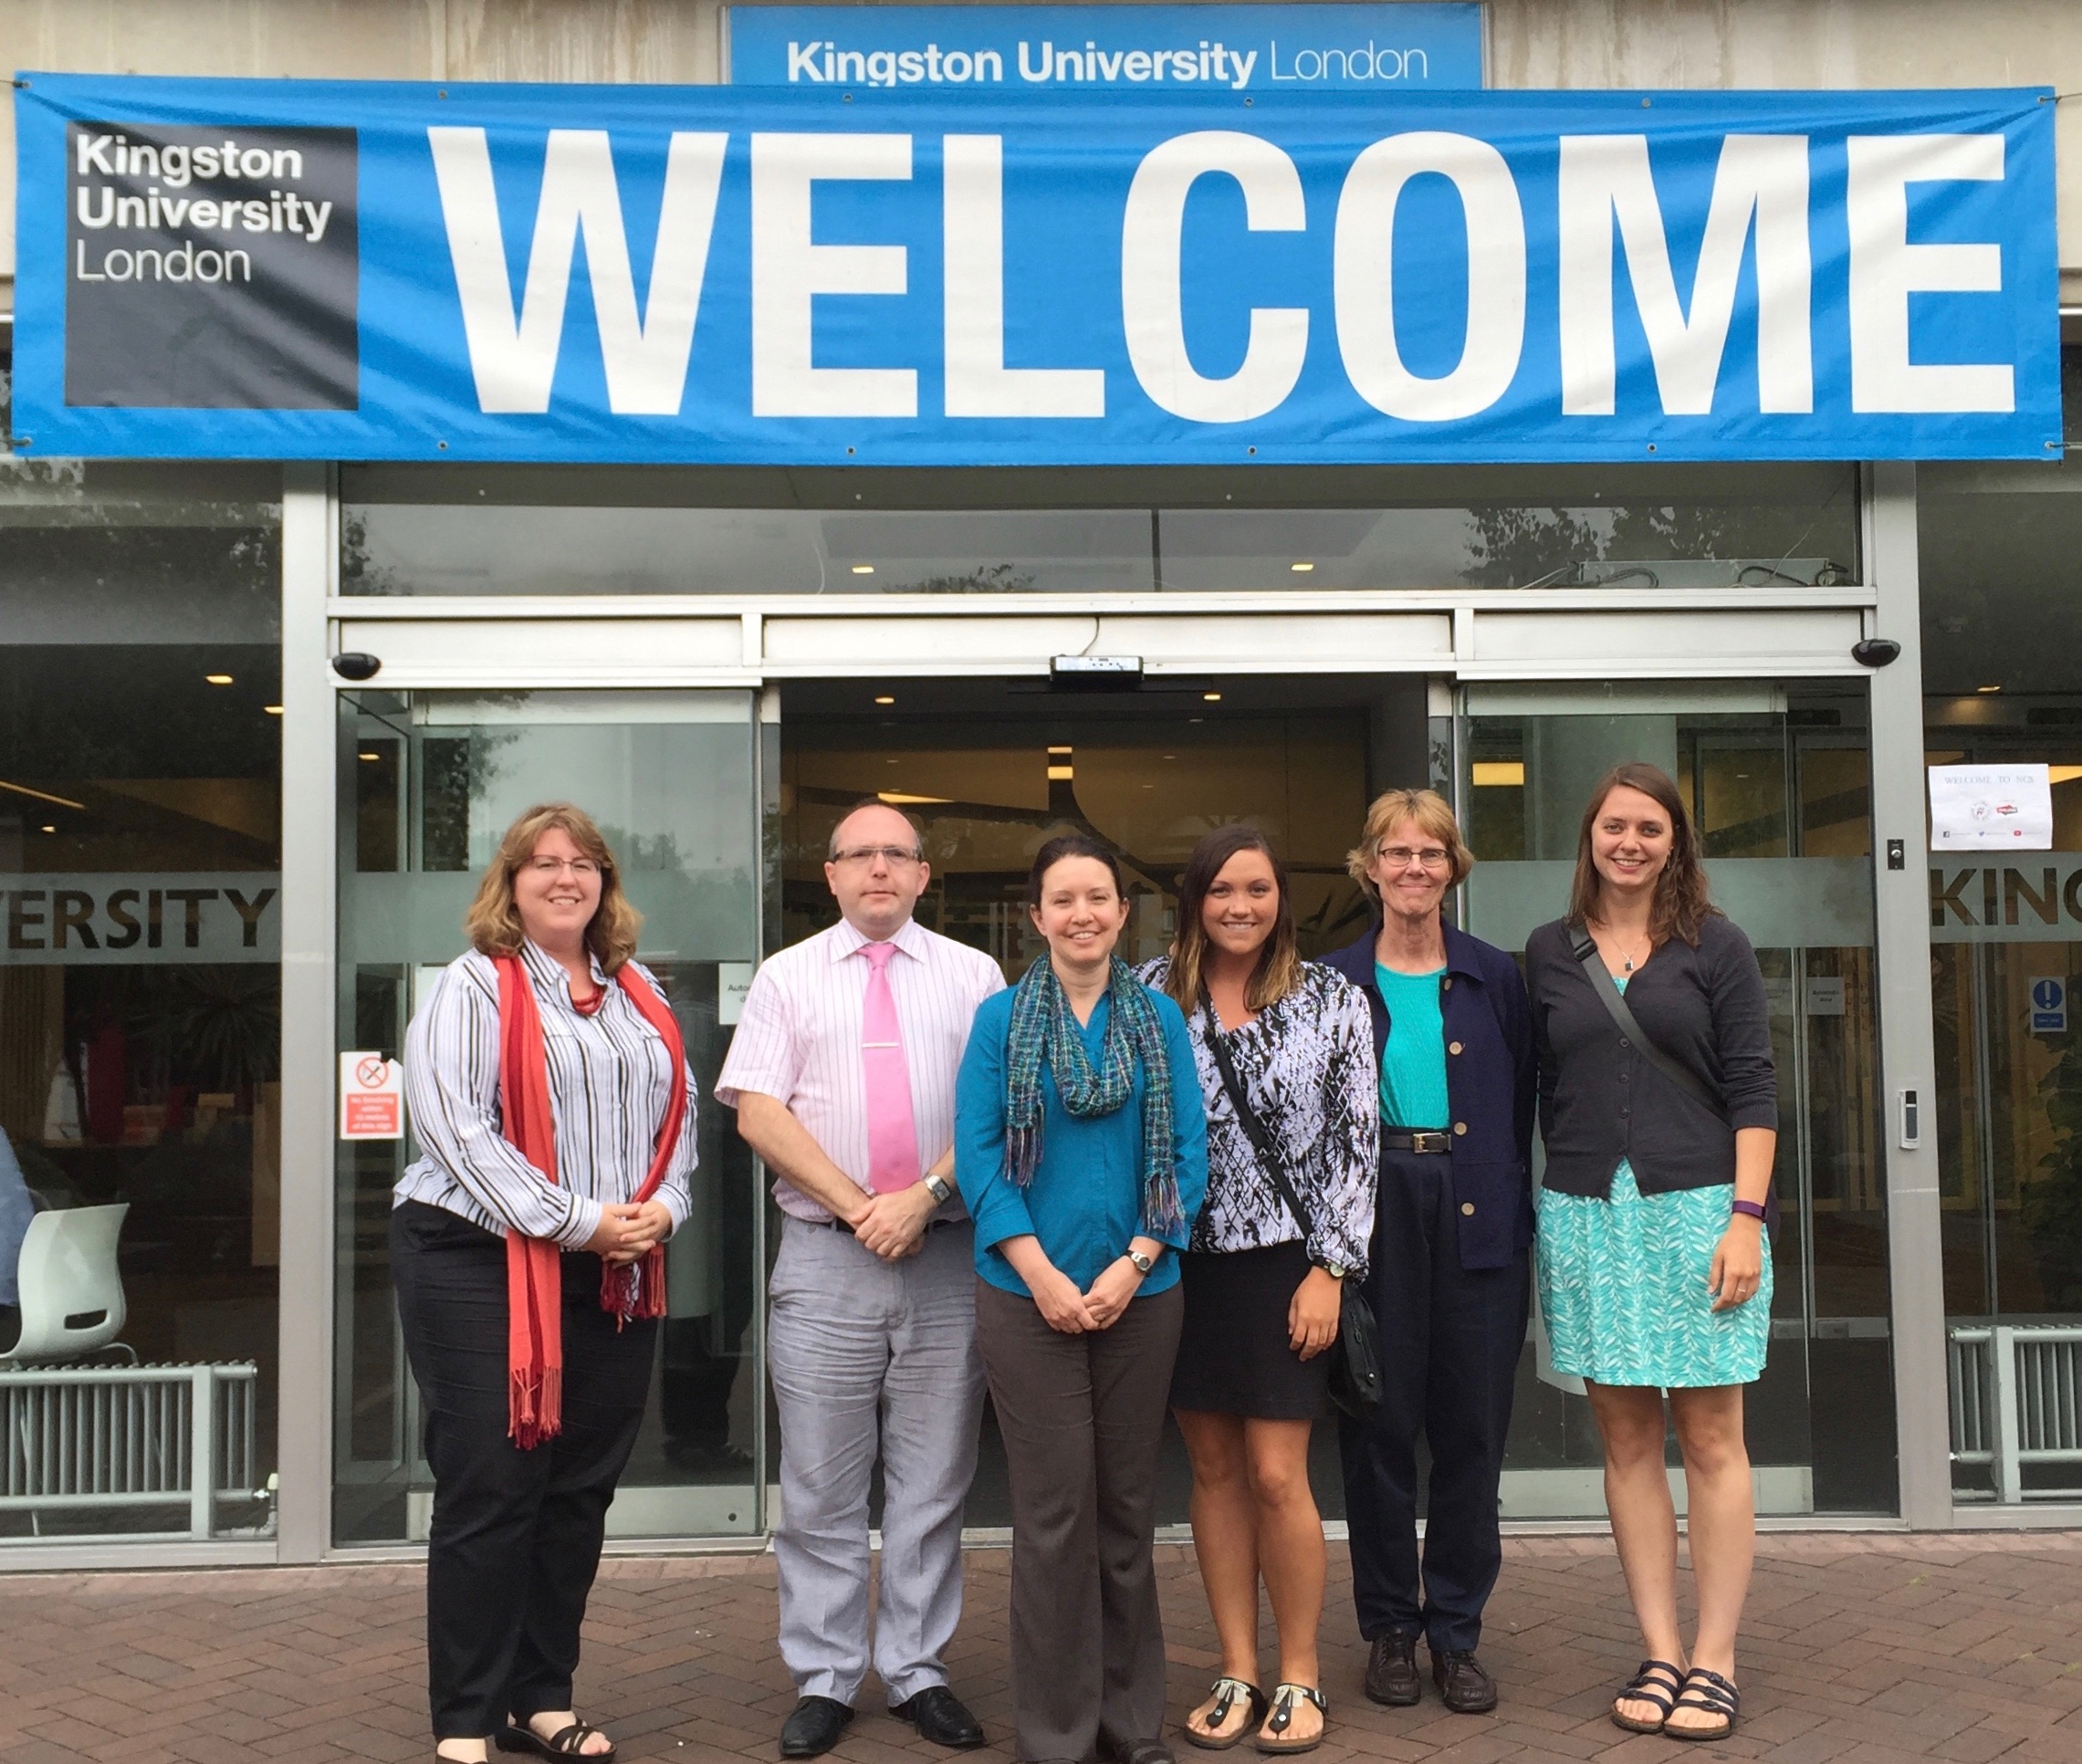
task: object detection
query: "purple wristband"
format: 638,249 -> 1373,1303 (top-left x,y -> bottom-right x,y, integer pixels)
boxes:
1731,1199 -> 1768,1222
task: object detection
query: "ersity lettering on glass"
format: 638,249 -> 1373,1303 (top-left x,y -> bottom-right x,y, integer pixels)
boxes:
730,5 -> 1487,92
10,75 -> 2060,464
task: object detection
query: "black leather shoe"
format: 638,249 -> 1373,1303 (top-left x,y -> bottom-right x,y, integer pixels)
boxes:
780,1696 -> 854,1758
1365,1632 -> 1422,1707
892,1687 -> 985,1750
1100,1742 -> 1175,1764
1429,1649 -> 1498,1714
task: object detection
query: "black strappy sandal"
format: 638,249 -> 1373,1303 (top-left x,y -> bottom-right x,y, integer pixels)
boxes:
1665,1666 -> 1740,1742
497,1719 -> 618,1764
1254,1685 -> 1326,1757
1610,1659 -> 1685,1734
1184,1677 -> 1268,1751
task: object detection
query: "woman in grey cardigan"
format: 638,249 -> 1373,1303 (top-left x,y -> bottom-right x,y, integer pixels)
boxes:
1525,762 -> 1777,1746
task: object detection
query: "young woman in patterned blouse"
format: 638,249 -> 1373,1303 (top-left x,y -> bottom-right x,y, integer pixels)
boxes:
1140,827 -> 1377,1756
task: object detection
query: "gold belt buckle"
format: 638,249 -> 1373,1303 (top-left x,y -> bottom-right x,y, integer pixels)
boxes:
1410,1130 -> 1449,1154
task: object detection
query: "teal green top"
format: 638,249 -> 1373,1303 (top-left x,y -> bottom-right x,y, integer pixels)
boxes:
1375,964 -> 1450,1129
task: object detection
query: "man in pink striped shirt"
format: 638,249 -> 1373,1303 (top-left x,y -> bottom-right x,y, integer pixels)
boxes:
716,802 -> 1004,1759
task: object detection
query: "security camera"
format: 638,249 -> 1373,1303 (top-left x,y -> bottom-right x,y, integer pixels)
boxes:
1851,638 -> 1901,669
331,652 -> 382,681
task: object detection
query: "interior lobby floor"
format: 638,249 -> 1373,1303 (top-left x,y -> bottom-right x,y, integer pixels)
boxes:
1,1530 -> 2079,1764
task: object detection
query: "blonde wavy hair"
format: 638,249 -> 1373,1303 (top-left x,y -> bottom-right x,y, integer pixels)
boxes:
464,802 -> 642,973
1345,788 -> 1476,903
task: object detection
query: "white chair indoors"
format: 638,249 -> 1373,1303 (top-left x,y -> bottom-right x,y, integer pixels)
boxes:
5,1203 -> 132,1362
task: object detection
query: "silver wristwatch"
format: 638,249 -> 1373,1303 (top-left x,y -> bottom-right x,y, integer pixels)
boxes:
922,1173 -> 953,1205
1126,1247 -> 1156,1276
1318,1259 -> 1349,1280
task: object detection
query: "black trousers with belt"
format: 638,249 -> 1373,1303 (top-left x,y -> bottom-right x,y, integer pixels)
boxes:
1338,1147 -> 1529,1655
391,1201 -> 658,1740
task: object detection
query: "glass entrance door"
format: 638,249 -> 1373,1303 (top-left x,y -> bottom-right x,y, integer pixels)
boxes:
1459,682 -> 1892,1517
332,688 -> 766,1545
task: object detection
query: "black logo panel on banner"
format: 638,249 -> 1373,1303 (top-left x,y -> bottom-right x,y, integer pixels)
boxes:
65,122 -> 359,410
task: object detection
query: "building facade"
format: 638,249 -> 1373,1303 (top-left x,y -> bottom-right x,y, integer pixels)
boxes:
0,0 -> 2077,1567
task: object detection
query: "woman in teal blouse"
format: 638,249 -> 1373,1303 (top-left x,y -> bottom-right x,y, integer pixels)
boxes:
957,833 -> 1208,1764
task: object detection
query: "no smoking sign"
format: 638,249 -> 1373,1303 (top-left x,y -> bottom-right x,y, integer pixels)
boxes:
340,1049 -> 404,1140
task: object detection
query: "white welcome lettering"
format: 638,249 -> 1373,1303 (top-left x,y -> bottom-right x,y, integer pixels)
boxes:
427,127 -> 727,415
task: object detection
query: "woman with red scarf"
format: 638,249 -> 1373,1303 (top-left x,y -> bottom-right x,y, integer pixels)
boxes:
393,802 -> 697,1764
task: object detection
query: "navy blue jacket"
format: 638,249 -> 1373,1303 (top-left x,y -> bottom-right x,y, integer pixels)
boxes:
1323,920 -> 1537,1270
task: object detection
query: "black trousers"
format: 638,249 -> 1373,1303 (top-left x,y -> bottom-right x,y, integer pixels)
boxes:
392,1202 -> 658,1740
1338,1148 -> 1529,1654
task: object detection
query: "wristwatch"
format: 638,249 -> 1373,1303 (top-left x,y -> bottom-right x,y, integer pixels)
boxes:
922,1173 -> 953,1205
1125,1247 -> 1156,1276
1317,1259 -> 1349,1280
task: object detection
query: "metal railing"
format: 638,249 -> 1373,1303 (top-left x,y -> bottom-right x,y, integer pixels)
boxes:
0,1363 -> 262,1540
1949,1325 -> 2082,1503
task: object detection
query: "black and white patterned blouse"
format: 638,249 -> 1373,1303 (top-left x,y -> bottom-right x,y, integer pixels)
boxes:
1135,957 -> 1378,1274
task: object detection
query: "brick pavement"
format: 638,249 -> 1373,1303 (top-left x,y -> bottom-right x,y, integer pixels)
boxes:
2,1533 -> 2080,1764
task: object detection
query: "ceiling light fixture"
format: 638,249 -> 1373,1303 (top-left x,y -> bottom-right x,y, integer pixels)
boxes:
1976,684 -> 2003,694
851,564 -> 875,575
1289,561 -> 1314,573
874,694 -> 895,705
1203,691 -> 1223,703
359,751 -> 382,762
878,791 -> 952,805
205,673 -> 234,685
40,824 -> 57,834
263,705 -> 284,715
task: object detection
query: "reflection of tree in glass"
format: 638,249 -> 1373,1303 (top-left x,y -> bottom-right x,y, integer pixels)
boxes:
1461,506 -> 1604,588
421,727 -> 523,872
2025,1039 -> 2082,1310
906,565 -> 1036,594
340,508 -> 407,597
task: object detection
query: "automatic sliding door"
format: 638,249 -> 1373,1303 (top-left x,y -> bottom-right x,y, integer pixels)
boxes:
1460,683 -> 1891,1518
333,689 -> 764,1545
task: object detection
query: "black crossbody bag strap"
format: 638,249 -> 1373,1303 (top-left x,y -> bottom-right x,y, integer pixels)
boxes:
1567,927 -> 1776,1237
1199,999 -> 1318,1247
1567,927 -> 1728,1123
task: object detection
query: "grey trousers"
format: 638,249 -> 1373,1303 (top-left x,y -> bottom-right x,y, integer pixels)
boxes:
768,1216 -> 986,1707
976,1279 -> 1185,1764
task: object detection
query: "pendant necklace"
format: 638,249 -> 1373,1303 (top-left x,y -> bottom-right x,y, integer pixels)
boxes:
1620,932 -> 1649,973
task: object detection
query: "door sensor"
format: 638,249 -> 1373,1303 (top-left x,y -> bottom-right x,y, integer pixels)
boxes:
1899,1088 -> 1920,1150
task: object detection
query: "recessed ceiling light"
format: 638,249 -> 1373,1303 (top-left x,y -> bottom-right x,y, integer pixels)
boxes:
851,564 -> 875,575
1290,561 -> 1314,573
1203,691 -> 1223,703
263,705 -> 284,715
205,673 -> 234,685
1976,684 -> 2003,694
359,751 -> 381,762
874,695 -> 895,705
40,824 -> 56,834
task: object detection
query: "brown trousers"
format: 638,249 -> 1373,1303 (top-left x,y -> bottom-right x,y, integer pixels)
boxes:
975,1278 -> 1185,1763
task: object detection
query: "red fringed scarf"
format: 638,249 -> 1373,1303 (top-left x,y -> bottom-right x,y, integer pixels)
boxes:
495,953 -> 688,1449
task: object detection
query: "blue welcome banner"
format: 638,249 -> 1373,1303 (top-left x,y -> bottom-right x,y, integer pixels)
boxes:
11,73 -> 2061,464
727,5 -> 1486,92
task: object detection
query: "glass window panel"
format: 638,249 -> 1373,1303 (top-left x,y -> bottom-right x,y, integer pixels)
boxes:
342,463 -> 1859,596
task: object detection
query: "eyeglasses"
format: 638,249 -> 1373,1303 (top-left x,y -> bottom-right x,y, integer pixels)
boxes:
524,857 -> 602,879
832,844 -> 924,868
1377,845 -> 1452,871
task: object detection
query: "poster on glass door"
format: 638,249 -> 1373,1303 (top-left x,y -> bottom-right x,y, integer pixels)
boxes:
1929,763 -> 2055,851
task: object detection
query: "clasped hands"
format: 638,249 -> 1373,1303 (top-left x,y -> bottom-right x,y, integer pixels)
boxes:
583,1199 -> 675,1265
847,1180 -> 941,1261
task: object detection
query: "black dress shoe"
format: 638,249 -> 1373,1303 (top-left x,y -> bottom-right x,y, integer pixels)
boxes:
1100,1742 -> 1175,1764
891,1687 -> 985,1749
1365,1632 -> 1422,1707
780,1696 -> 854,1758
1428,1649 -> 1498,1714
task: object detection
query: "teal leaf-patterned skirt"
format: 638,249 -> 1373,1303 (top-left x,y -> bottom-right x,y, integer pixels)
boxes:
1534,1160 -> 1772,1389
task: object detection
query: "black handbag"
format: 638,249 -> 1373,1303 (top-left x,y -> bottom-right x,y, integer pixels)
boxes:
1566,926 -> 1778,1237
1199,999 -> 1383,1417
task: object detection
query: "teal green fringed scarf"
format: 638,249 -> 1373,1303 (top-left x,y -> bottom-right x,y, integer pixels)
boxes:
1003,955 -> 1183,1239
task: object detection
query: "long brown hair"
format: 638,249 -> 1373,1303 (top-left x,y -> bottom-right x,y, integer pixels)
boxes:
1566,762 -> 1721,946
464,801 -> 643,973
1165,826 -> 1302,1015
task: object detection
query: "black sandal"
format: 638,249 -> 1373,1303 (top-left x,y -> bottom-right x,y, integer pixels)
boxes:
1665,1666 -> 1739,1742
1255,1685 -> 1326,1757
1184,1678 -> 1268,1751
1610,1659 -> 1684,1734
497,1719 -> 618,1764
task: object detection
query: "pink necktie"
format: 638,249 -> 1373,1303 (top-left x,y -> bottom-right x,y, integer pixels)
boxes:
861,940 -> 919,1195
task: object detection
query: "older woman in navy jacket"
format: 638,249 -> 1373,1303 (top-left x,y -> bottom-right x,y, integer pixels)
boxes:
1323,789 -> 1535,1717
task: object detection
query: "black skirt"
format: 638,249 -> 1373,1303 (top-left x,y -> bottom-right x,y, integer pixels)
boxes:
1169,1239 -> 1331,1419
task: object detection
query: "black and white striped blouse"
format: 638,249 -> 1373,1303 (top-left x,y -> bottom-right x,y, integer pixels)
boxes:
1136,957 -> 1378,1274
396,939 -> 699,1247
